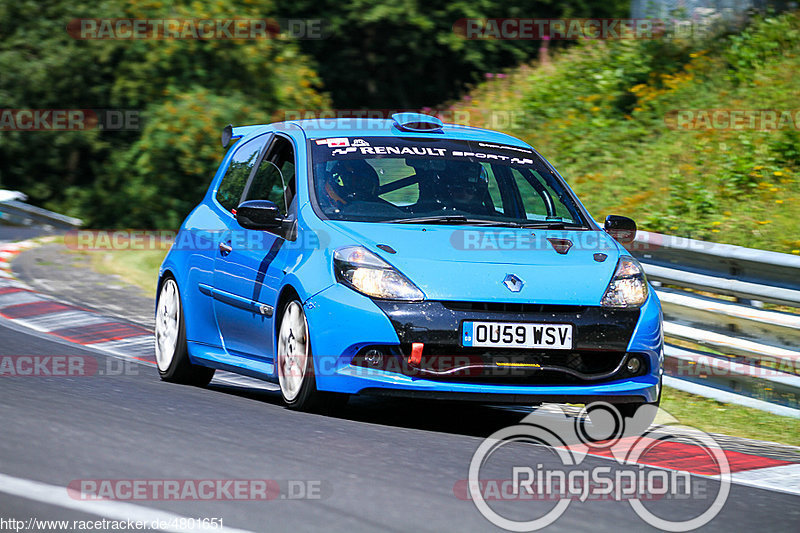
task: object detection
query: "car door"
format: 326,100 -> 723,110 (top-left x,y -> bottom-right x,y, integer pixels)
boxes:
213,133 -> 297,361
185,133 -> 270,349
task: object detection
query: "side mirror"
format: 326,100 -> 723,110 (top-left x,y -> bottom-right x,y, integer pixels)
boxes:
236,200 -> 283,230
604,215 -> 637,244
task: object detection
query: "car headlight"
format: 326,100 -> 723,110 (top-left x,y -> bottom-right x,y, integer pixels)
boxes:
333,246 -> 424,301
601,256 -> 649,308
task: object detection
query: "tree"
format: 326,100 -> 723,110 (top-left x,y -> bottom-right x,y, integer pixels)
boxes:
274,0 -> 630,108
0,0 -> 329,227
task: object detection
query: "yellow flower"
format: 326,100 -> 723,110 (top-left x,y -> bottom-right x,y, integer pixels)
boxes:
770,187 -> 778,192
590,106 -> 600,112
712,221 -> 722,226
711,229 -> 720,233
753,166 -> 763,170
776,200 -> 784,204
793,250 -> 800,255
774,171 -> 783,176
723,211 -> 732,216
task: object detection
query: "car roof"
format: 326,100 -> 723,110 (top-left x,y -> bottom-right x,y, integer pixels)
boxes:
231,119 -> 534,151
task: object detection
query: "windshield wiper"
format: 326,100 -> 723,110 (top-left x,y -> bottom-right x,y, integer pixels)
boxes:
386,215 -> 585,229
387,215 -> 523,227
386,215 -> 470,225
516,221 -> 586,229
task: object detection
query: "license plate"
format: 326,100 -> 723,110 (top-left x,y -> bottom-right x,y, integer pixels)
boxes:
461,321 -> 573,350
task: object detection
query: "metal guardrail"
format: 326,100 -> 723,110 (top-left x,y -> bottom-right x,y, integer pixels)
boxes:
628,231 -> 800,417
632,230 -> 800,304
0,200 -> 82,229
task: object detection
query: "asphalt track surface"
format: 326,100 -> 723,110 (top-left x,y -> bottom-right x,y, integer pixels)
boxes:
1,233 -> 799,532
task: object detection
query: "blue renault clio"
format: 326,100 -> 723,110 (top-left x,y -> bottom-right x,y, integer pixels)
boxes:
155,113 -> 662,419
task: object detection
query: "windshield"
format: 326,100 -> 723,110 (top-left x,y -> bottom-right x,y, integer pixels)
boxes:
310,137 -> 587,227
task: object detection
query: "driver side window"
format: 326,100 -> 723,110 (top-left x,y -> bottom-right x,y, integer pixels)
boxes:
243,136 -> 296,215
216,136 -> 267,213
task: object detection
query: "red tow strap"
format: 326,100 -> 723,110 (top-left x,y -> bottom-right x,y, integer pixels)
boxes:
408,343 -> 424,366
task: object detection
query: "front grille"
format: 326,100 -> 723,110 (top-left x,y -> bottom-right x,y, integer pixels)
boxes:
372,299 -> 642,360
352,344 -> 648,385
441,301 -> 587,314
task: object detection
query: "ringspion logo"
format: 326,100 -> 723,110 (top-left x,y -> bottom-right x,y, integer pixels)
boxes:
465,404 -> 730,531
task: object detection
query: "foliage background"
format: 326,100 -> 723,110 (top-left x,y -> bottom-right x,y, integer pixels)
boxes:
450,12 -> 800,252
0,0 -> 629,228
0,0 -> 328,228
1,0 -> 798,254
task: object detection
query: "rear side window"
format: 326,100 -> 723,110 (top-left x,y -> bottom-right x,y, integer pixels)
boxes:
216,136 -> 268,212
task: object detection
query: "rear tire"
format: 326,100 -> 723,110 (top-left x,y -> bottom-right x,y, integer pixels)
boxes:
155,276 -> 215,387
277,299 -> 348,412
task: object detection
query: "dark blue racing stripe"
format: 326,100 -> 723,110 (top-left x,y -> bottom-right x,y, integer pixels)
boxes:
252,238 -> 285,302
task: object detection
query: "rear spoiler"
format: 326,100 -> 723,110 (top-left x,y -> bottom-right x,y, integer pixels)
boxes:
221,124 -> 265,148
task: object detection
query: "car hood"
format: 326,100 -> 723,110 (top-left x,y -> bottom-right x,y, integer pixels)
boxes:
324,221 -> 624,305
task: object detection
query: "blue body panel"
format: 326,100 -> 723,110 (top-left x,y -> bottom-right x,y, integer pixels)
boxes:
158,118 -> 663,404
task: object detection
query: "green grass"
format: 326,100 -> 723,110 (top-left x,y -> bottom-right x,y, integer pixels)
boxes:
90,249 -> 168,296
660,387 -> 800,446
51,234 -> 169,296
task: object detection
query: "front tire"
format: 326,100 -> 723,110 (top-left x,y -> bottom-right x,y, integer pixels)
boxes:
155,276 -> 215,386
277,299 -> 347,412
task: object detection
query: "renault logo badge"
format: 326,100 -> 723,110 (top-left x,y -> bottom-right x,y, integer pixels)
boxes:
503,274 -> 524,292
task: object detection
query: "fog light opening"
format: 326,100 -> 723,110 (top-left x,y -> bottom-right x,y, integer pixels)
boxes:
626,355 -> 642,374
364,349 -> 384,367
